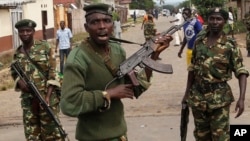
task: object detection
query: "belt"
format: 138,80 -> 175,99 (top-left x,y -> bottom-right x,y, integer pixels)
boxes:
195,81 -> 227,94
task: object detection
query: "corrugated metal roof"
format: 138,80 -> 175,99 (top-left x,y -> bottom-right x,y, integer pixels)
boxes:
0,0 -> 36,5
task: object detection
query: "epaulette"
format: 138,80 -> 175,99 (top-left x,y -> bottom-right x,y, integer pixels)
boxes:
34,40 -> 46,45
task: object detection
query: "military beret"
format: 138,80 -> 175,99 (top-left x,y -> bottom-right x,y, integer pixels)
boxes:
83,3 -> 113,17
207,7 -> 229,21
15,19 -> 36,29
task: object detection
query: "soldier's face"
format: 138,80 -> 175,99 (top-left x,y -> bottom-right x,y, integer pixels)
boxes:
207,14 -> 225,33
18,27 -> 35,43
84,13 -> 113,45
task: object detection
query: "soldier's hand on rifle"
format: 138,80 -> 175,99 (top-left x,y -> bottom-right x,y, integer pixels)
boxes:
17,79 -> 30,93
106,84 -> 134,99
150,34 -> 172,60
45,85 -> 54,106
153,34 -> 173,53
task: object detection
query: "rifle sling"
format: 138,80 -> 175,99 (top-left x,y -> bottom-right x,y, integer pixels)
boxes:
86,39 -> 118,77
103,55 -> 118,77
109,37 -> 143,46
23,46 -> 48,80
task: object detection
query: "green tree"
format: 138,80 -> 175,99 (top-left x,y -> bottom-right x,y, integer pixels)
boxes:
130,0 -> 155,10
162,5 -> 174,12
191,0 -> 227,22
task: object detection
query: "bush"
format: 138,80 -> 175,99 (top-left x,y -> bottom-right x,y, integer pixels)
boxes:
223,20 -> 247,35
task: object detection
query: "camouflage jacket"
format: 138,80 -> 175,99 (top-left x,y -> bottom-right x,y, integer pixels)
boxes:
187,29 -> 249,110
246,31 -> 250,47
11,40 -> 60,105
143,21 -> 156,40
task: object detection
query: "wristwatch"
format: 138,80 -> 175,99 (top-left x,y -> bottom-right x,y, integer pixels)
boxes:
99,91 -> 111,112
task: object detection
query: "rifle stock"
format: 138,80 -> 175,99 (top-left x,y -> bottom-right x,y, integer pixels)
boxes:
11,61 -> 69,140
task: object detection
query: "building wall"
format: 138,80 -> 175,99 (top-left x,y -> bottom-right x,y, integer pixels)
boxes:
0,10 -> 13,37
23,0 -> 54,32
0,0 -> 55,52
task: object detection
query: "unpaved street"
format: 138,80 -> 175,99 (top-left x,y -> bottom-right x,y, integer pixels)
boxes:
1,16 -> 250,141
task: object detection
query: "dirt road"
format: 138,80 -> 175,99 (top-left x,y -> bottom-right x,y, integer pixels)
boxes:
1,16 -> 250,141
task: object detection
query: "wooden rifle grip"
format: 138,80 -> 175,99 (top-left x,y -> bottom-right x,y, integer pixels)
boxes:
127,70 -> 140,86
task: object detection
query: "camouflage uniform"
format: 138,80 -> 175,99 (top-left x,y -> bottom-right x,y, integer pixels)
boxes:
143,20 -> 156,41
187,29 -> 249,141
11,40 -> 64,141
244,12 -> 250,56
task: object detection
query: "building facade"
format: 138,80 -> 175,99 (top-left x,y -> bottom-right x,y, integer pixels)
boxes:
0,0 -> 55,52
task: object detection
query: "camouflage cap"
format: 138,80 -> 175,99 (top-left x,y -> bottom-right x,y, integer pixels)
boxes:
83,3 -> 113,17
15,19 -> 36,29
207,7 -> 229,21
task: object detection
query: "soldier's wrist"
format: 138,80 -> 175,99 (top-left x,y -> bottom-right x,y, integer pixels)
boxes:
99,91 -> 111,112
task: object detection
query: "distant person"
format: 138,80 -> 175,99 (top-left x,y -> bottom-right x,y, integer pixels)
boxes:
143,14 -> 156,41
178,8 -> 202,67
141,10 -> 152,30
154,9 -> 159,20
193,10 -> 204,25
133,10 -> 136,23
114,17 -> 122,39
228,7 -> 235,38
244,9 -> 250,57
55,21 -> 73,74
170,8 -> 183,46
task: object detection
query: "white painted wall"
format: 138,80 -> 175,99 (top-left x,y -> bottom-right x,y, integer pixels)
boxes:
0,0 -> 54,37
22,0 -> 54,31
0,9 -> 13,36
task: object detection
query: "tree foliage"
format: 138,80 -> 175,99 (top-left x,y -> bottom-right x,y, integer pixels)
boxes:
190,0 -> 227,21
162,5 -> 175,12
130,0 -> 155,10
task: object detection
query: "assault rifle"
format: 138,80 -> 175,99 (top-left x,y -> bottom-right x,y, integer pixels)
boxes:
11,61 -> 69,140
106,18 -> 193,88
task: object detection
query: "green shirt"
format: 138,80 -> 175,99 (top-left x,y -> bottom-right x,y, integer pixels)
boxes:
60,38 -> 149,140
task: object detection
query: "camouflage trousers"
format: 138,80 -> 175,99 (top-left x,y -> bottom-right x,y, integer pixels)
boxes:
191,105 -> 230,141
21,97 -> 64,141
246,31 -> 250,51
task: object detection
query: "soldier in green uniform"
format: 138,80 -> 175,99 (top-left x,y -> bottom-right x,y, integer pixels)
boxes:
244,10 -> 250,57
143,14 -> 156,41
10,19 -> 64,141
182,8 -> 249,141
60,3 -> 173,141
